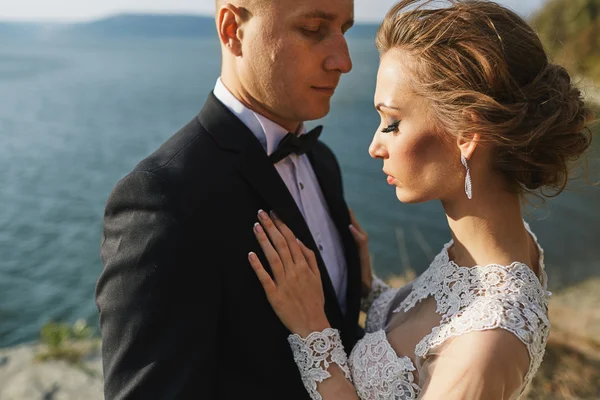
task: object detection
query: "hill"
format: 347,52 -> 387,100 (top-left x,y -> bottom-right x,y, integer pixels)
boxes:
532,0 -> 600,81
0,14 -> 379,41
0,22 -> 61,39
64,14 -> 217,38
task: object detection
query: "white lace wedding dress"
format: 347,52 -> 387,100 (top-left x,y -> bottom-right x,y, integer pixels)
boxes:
288,222 -> 551,400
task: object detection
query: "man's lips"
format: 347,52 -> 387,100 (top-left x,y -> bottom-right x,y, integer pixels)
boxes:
312,86 -> 336,95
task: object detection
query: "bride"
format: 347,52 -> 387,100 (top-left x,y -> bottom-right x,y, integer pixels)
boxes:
247,0 -> 593,398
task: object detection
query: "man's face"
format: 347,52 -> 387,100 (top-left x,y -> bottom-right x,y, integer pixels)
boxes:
237,0 -> 354,128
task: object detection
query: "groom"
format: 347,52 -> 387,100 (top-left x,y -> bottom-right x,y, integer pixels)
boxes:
96,0 -> 361,398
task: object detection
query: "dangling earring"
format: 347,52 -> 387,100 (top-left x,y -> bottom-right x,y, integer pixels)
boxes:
461,155 -> 472,199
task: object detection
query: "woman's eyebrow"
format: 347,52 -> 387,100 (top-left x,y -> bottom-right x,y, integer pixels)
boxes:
375,102 -> 402,111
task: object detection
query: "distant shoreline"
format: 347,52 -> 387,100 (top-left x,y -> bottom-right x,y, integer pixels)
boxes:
0,14 -> 379,40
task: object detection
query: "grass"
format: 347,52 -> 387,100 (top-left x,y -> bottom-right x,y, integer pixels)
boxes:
35,319 -> 99,370
526,337 -> 600,399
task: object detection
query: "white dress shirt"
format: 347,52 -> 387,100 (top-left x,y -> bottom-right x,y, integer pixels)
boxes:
213,78 -> 348,313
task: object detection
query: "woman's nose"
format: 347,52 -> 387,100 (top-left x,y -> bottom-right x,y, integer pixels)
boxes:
369,132 -> 387,159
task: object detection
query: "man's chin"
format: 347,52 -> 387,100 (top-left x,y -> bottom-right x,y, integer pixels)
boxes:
302,103 -> 331,122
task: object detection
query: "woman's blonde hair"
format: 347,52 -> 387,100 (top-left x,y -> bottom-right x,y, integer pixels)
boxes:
377,0 -> 594,196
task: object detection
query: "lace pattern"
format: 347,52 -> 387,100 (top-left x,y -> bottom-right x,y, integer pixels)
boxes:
349,330 -> 421,400
291,221 -> 550,400
288,328 -> 352,400
394,228 -> 550,394
365,286 -> 400,334
361,275 -> 393,313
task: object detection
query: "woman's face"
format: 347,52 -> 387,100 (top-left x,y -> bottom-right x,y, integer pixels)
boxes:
369,48 -> 464,204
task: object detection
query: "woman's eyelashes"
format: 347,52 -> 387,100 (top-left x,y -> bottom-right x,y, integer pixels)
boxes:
381,120 -> 400,133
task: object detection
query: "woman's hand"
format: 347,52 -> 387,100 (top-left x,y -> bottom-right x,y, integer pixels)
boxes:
249,210 -> 330,338
348,209 -> 372,297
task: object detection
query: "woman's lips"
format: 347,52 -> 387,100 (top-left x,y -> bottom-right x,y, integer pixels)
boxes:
384,169 -> 397,185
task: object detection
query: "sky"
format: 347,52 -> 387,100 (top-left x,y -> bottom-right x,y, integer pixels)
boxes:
1,0 -> 547,23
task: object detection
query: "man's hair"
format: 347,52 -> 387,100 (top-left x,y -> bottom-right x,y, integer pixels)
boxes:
215,0 -> 262,17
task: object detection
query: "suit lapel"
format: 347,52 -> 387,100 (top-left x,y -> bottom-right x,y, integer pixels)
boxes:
198,93 -> 345,328
306,148 -> 347,239
307,146 -> 362,334
238,139 -> 314,251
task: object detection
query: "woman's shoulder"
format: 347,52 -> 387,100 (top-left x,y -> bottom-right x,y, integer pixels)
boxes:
415,253 -> 551,367
430,258 -> 551,346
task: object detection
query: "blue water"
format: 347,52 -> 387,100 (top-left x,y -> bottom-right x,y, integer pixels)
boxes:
1,36 -> 599,348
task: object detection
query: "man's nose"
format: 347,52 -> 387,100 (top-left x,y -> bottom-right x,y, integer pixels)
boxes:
324,35 -> 352,74
369,132 -> 387,159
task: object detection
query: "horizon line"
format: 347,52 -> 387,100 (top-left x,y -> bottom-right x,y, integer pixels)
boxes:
0,11 -> 384,25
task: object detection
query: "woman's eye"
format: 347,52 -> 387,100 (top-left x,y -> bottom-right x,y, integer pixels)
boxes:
381,121 -> 400,133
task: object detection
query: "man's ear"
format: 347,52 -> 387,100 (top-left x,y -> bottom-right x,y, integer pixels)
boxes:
456,133 -> 481,160
217,3 -> 246,56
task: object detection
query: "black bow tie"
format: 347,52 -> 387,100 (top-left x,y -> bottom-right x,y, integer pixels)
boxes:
269,125 -> 323,164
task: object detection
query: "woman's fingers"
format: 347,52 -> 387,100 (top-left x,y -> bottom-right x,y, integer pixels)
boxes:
349,208 -> 365,233
349,224 -> 361,239
349,224 -> 368,247
253,222 -> 285,282
349,209 -> 368,245
248,251 -> 278,296
270,211 -> 304,264
257,210 -> 294,268
253,209 -> 322,284
297,238 -> 320,278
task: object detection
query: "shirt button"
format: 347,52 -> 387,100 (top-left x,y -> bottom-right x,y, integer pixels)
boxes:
299,182 -> 304,190
318,244 -> 324,251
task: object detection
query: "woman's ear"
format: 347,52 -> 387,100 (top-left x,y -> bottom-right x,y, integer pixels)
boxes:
456,133 -> 481,160
217,3 -> 246,56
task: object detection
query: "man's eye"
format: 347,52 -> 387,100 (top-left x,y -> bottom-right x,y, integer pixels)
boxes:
302,27 -> 322,35
381,121 -> 400,133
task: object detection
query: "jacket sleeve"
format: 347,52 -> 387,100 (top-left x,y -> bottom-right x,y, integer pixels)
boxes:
96,170 -> 221,399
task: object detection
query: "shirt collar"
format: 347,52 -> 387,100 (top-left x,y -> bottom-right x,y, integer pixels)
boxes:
213,77 -> 306,156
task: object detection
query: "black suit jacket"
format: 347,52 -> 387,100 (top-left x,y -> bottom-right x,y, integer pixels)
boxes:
96,93 -> 362,399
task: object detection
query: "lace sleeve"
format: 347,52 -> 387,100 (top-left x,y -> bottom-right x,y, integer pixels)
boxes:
360,275 -> 393,313
288,328 -> 353,400
415,294 -> 550,397
417,328 -> 531,400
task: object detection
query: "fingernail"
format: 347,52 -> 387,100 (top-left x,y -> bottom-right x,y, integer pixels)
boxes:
296,238 -> 304,246
258,209 -> 268,221
270,210 -> 279,220
254,222 -> 263,233
248,252 -> 257,261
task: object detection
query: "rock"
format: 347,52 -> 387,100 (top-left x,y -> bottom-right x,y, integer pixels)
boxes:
2,278 -> 599,399
0,341 -> 103,400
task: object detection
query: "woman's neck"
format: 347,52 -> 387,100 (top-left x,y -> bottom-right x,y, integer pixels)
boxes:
441,185 -> 538,272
